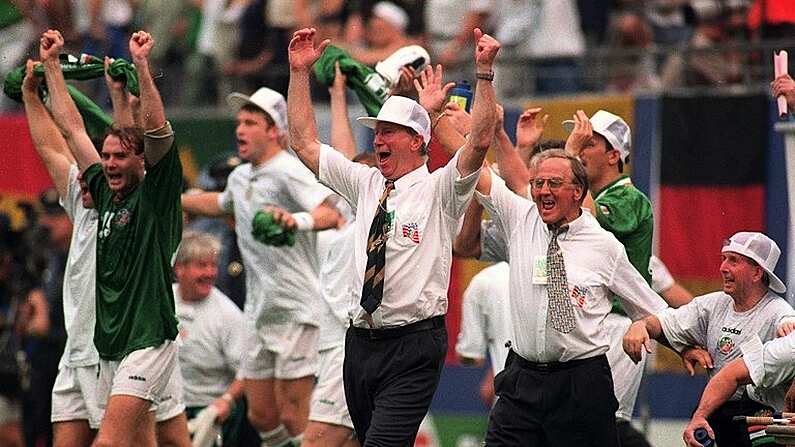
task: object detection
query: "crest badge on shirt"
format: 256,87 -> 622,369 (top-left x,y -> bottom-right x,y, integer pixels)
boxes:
401,222 -> 421,244
570,285 -> 589,308
717,336 -> 735,355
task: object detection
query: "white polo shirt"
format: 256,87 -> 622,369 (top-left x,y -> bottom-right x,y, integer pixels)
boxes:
59,165 -> 100,368
456,262 -> 513,374
476,174 -> 668,363
218,151 -> 334,328
318,144 -> 480,329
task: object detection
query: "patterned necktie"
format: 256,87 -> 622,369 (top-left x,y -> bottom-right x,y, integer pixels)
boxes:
547,225 -> 576,333
360,179 -> 395,316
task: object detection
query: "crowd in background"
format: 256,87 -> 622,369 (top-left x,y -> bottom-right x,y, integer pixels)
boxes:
1,0 -> 795,111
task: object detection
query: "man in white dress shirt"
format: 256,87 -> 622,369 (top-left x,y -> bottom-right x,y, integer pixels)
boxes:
475,150 -> 668,446
286,26 -> 500,447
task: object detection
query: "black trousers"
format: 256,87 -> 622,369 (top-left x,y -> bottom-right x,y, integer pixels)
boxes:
485,350 -> 619,447
616,420 -> 652,447
343,316 -> 447,447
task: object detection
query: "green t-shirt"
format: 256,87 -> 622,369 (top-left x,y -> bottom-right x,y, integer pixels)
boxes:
85,143 -> 182,360
593,176 -> 654,314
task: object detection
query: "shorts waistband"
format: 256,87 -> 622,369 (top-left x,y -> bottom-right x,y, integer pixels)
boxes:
509,350 -> 606,372
349,315 -> 445,340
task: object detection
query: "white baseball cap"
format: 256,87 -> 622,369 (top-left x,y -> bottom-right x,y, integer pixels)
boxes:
563,110 -> 631,163
372,1 -> 409,32
357,96 -> 431,145
722,232 -> 786,294
227,87 -> 288,134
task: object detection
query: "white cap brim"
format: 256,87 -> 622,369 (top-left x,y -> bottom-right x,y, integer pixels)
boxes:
227,92 -> 254,111
356,116 -> 379,129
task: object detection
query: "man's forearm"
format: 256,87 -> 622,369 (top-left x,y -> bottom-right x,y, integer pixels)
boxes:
135,58 -> 166,132
494,129 -> 530,196
329,88 -> 356,159
693,360 -> 751,420
453,198 -> 484,258
181,192 -> 224,217
109,88 -> 134,127
287,69 -> 321,174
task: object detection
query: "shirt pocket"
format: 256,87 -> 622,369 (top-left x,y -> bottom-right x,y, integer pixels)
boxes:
392,209 -> 429,247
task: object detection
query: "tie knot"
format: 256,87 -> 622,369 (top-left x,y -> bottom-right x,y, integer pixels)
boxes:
548,224 -> 568,237
385,179 -> 395,190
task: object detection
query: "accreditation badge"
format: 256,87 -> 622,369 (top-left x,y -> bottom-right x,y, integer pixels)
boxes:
532,255 -> 548,285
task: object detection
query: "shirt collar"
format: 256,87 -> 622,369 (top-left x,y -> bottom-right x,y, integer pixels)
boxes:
594,175 -> 631,200
546,208 -> 589,239
391,162 -> 430,190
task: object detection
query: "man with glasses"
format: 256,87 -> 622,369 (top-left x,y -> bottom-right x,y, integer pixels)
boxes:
625,232 -> 795,447
474,149 -> 668,446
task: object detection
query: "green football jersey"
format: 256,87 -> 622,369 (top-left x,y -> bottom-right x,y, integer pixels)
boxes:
593,176 -> 654,314
85,143 -> 182,360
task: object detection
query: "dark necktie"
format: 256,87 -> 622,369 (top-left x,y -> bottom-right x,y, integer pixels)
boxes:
360,179 -> 395,316
547,225 -> 576,333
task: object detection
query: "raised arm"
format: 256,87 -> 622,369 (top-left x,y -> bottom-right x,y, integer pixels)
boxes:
105,57 -> 134,127
129,31 -> 173,165
39,29 -> 100,171
21,59 -> 75,199
493,105 -> 531,196
328,61 -> 357,159
414,65 -> 466,156
287,27 -> 330,175
515,108 -> 548,167
455,28 -> 499,177
683,359 -> 752,447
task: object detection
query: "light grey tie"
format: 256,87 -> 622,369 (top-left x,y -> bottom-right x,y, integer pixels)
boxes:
547,225 -> 576,333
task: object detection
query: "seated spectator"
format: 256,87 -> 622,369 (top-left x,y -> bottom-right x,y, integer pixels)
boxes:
341,2 -> 416,66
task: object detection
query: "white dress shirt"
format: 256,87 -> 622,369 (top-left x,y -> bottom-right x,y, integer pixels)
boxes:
476,174 -> 668,362
741,333 -> 795,411
456,262 -> 513,373
318,144 -> 480,328
218,151 -> 334,328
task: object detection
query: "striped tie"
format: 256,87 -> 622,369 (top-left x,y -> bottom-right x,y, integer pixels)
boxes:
547,225 -> 576,333
360,179 -> 395,317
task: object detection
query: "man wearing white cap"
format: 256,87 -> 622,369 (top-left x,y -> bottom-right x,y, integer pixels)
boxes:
346,1 -> 414,66
624,232 -> 795,447
182,86 -> 342,447
564,109 -> 662,447
287,27 -> 499,446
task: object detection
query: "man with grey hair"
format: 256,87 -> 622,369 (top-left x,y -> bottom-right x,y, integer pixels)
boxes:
475,149 -> 668,446
625,231 -> 795,447
172,231 -> 255,446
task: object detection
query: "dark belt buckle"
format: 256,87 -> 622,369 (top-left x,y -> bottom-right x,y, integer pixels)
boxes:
535,362 -> 552,372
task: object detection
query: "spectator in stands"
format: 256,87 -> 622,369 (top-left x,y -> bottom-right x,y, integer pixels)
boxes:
341,2 -> 416,66
606,13 -> 662,92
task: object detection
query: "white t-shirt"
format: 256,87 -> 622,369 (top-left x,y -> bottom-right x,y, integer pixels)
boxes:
59,165 -> 100,368
174,285 -> 244,407
476,174 -> 668,362
219,151 -> 333,328
455,262 -> 512,373
659,291 -> 795,398
318,145 -> 480,328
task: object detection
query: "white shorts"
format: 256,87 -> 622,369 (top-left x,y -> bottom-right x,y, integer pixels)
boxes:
51,365 -> 103,429
309,344 -> 353,429
155,360 -> 186,422
239,322 -> 319,380
97,341 -> 179,411
604,313 -> 646,421
0,395 -> 21,425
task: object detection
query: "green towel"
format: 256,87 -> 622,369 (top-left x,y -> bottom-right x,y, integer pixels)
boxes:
251,210 -> 296,247
314,45 -> 388,117
3,54 -> 138,139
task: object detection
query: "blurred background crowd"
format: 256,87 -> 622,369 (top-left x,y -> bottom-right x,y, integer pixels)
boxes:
1,0 -> 794,112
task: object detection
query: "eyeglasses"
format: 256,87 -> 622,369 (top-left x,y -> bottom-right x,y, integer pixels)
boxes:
530,177 -> 579,191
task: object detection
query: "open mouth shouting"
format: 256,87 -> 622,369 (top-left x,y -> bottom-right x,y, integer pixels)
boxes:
106,172 -> 124,189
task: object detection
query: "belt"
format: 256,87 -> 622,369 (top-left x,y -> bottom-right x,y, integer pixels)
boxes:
349,315 -> 445,340
509,349 -> 606,372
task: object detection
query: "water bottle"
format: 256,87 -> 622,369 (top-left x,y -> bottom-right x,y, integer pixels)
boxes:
694,428 -> 715,447
448,81 -> 473,113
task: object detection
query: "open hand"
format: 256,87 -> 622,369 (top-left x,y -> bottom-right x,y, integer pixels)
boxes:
414,64 -> 455,116
564,110 -> 592,156
288,28 -> 330,71
516,107 -> 548,150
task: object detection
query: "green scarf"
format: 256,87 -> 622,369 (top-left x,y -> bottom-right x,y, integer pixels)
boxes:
251,210 -> 296,247
3,54 -> 139,138
314,45 -> 388,117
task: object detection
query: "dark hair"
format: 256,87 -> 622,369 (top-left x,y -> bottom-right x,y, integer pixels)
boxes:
240,103 -> 276,128
106,126 -> 145,155
533,149 -> 590,202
